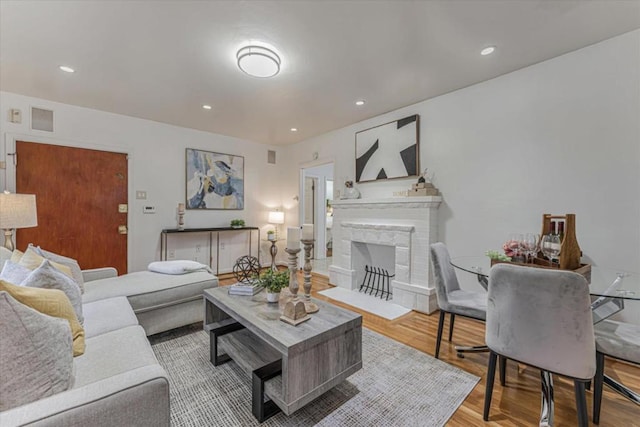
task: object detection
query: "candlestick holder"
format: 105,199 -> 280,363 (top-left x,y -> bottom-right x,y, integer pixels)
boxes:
301,239 -> 319,313
280,247 -> 310,325
177,203 -> 185,231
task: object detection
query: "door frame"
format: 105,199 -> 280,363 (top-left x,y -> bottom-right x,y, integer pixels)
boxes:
298,158 -> 334,262
3,132 -> 133,271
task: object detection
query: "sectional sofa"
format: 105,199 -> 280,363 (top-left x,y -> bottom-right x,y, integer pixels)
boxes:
1,265 -> 219,426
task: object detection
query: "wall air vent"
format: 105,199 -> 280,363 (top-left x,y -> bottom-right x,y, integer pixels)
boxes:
31,107 -> 54,132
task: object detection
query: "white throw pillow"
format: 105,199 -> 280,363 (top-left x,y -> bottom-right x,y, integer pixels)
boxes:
0,259 -> 32,284
21,260 -> 84,324
0,291 -> 74,411
32,245 -> 85,294
148,260 -> 212,275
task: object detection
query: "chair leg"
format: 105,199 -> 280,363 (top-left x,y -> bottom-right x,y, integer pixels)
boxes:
435,310 -> 446,359
540,370 -> 554,427
448,313 -> 455,341
483,351 -> 497,421
593,351 -> 605,424
574,380 -> 588,427
499,355 -> 507,386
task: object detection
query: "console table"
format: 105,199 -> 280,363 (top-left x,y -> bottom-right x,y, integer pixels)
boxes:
203,287 -> 362,421
160,227 -> 259,275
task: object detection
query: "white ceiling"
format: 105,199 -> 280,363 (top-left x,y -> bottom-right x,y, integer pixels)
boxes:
1,1 -> 639,146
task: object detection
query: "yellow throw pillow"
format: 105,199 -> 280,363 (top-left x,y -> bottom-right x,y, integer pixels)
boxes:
10,249 -> 24,263
0,280 -> 85,356
19,247 -> 74,279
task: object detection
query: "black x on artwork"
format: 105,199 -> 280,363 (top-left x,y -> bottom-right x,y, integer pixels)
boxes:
355,115 -> 419,183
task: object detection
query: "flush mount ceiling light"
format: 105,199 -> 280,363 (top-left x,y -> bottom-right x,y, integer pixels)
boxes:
290,127 -> 298,132
480,46 -> 496,56
355,100 -> 365,106
202,104 -> 212,110
59,65 -> 75,73
237,45 -> 281,78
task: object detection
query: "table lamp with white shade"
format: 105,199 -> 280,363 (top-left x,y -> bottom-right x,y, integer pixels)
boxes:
268,210 -> 284,240
0,191 -> 38,251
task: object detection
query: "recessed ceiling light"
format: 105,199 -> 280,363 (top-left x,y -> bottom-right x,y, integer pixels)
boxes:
290,128 -> 298,132
355,100 -> 365,106
237,45 -> 281,78
202,105 -> 212,110
480,46 -> 496,56
59,65 -> 75,73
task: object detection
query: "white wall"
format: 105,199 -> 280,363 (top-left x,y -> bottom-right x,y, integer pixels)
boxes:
284,30 -> 640,286
0,92 -> 285,272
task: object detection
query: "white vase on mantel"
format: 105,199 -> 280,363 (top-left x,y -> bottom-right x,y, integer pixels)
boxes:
342,187 -> 361,199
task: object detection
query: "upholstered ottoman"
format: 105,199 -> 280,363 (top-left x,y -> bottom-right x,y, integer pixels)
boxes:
82,270 -> 218,336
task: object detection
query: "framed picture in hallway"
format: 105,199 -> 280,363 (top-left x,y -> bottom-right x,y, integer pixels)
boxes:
355,114 -> 419,183
185,148 -> 244,210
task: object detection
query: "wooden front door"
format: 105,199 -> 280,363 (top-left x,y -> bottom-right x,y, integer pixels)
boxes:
16,141 -> 128,274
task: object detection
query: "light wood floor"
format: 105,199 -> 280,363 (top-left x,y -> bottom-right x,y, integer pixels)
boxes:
219,272 -> 639,426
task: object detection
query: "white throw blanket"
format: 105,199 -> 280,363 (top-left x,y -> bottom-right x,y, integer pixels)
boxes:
148,260 -> 213,275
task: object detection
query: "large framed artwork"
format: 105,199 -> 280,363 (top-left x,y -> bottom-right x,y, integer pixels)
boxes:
186,148 -> 244,210
355,114 -> 419,183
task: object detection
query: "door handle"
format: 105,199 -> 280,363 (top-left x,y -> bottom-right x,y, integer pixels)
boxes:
118,225 -> 128,235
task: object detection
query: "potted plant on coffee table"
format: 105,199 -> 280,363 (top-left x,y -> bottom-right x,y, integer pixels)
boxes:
258,269 -> 290,303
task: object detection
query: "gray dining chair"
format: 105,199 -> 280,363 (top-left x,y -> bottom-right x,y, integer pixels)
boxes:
429,243 -> 488,359
483,263 -> 595,427
592,320 -> 640,424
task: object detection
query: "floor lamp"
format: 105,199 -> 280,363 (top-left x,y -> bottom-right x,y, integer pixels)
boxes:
0,191 -> 38,251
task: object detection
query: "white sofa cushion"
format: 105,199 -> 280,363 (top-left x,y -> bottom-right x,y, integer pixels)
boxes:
83,297 -> 139,338
73,326 -> 159,388
82,270 -> 217,313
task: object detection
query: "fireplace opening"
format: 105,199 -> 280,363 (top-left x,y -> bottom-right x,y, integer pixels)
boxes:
359,265 -> 395,300
352,241 -> 396,297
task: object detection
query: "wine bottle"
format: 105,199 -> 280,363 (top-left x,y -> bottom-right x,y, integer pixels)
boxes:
559,214 -> 581,270
557,221 -> 565,241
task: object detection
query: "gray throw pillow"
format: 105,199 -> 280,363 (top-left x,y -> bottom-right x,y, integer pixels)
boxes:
0,259 -> 32,284
22,260 -> 84,325
32,245 -> 85,294
0,291 -> 74,411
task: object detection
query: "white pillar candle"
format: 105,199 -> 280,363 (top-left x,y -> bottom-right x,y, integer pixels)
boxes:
286,227 -> 300,249
178,203 -> 185,213
302,224 -> 314,240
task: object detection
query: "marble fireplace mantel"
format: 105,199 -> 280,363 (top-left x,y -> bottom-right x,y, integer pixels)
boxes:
329,196 -> 442,314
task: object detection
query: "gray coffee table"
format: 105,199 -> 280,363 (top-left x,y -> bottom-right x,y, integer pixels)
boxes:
203,287 -> 362,421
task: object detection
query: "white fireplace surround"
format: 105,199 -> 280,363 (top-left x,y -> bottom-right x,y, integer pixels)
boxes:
329,197 -> 442,314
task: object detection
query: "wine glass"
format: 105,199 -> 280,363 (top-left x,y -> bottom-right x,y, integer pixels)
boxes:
508,233 -> 523,261
540,234 -> 561,266
523,233 -> 539,263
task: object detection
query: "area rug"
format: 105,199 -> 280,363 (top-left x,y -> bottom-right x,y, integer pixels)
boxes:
319,287 -> 411,320
150,324 -> 479,427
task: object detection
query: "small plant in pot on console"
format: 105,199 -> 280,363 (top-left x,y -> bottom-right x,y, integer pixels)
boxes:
230,219 -> 245,228
267,229 -> 276,241
258,269 -> 290,303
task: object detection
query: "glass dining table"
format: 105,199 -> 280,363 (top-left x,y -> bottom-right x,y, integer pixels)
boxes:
450,256 -> 640,425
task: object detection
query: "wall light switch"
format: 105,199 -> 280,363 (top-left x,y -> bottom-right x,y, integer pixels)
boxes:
136,191 -> 147,200
143,206 -> 156,214
9,109 -> 22,124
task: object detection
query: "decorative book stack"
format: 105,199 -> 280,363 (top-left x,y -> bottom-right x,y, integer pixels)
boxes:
408,182 -> 439,197
228,283 -> 263,296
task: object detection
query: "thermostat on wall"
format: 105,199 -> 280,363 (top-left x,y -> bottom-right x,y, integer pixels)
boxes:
143,206 -> 156,214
